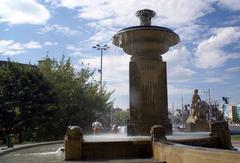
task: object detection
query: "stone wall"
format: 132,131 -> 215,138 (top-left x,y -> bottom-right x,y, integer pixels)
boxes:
153,142 -> 240,163
82,140 -> 151,160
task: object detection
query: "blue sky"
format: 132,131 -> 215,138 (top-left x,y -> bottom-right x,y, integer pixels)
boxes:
0,0 -> 240,109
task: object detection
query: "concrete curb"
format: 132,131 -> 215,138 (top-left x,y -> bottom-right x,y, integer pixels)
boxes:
0,140 -> 63,156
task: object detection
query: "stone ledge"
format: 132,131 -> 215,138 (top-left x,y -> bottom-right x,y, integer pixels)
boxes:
0,140 -> 63,156
153,142 -> 240,163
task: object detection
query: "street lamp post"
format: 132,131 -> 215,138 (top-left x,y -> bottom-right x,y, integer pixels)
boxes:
203,88 -> 211,104
92,44 -> 110,89
204,88 -> 212,121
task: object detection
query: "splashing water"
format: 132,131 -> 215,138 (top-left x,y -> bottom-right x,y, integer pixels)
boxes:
85,132 -> 150,142
169,41 -> 182,51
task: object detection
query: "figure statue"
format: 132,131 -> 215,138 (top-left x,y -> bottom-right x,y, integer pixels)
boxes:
92,120 -> 103,135
191,89 -> 201,118
185,89 -> 210,131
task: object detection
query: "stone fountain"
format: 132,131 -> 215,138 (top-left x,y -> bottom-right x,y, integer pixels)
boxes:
62,9 -> 237,162
113,9 -> 180,135
1,9 -> 238,163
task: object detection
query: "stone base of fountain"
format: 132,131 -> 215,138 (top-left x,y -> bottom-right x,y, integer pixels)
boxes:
81,138 -> 151,160
64,122 -> 236,161
185,119 -> 210,132
65,133 -> 220,161
153,141 -> 240,163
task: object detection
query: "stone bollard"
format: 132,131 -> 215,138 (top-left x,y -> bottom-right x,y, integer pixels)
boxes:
210,121 -> 235,150
64,126 -> 84,160
150,125 -> 167,142
150,125 -> 167,163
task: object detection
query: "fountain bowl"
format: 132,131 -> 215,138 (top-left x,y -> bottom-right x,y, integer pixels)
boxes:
112,26 -> 180,56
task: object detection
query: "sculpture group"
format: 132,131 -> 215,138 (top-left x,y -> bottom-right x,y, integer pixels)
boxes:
190,89 -> 208,120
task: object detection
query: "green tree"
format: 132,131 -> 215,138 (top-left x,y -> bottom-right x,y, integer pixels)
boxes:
38,56 -> 113,135
0,61 -> 57,142
112,108 -> 129,126
0,56 -> 114,142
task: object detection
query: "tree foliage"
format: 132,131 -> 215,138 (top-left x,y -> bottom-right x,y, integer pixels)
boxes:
0,56 -> 113,142
112,108 -> 129,126
0,61 -> 57,142
38,56 -> 113,137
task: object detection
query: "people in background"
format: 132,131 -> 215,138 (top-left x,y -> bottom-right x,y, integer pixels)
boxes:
111,124 -> 119,134
92,120 -> 103,134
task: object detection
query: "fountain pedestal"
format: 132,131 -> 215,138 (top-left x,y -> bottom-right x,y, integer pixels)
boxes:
129,55 -> 171,135
113,9 -> 179,135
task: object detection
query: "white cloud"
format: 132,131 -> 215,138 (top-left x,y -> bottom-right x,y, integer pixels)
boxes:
195,27 -> 240,69
81,53 -> 129,106
176,24 -> 208,42
81,54 -> 130,96
44,0 -> 220,58
47,0 -> 215,26
66,44 -> 84,56
45,0 -> 216,46
89,29 -> 115,44
44,41 -> 58,46
163,45 -> 188,65
39,24 -> 79,36
168,66 -> 195,82
202,77 -> 224,83
168,85 -> 193,95
225,66 -> 240,73
0,40 -> 41,56
45,0 -> 86,9
163,46 -> 195,82
217,0 -> 240,11
24,41 -> 42,49
223,15 -> 240,26
0,0 -> 50,25
66,44 -> 81,51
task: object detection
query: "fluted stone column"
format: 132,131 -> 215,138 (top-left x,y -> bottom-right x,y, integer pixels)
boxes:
129,55 -> 172,135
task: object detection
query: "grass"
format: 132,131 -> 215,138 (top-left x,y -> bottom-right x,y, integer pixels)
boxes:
231,135 -> 240,141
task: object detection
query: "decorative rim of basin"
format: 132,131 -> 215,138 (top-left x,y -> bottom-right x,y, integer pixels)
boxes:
118,25 -> 176,34
112,9 -> 180,55
113,25 -> 180,50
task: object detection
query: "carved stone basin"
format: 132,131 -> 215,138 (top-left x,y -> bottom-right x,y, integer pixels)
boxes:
112,26 -> 180,56
112,9 -> 180,56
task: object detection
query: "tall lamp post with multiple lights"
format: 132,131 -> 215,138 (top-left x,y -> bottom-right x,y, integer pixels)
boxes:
203,88 -> 212,121
92,44 -> 110,89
